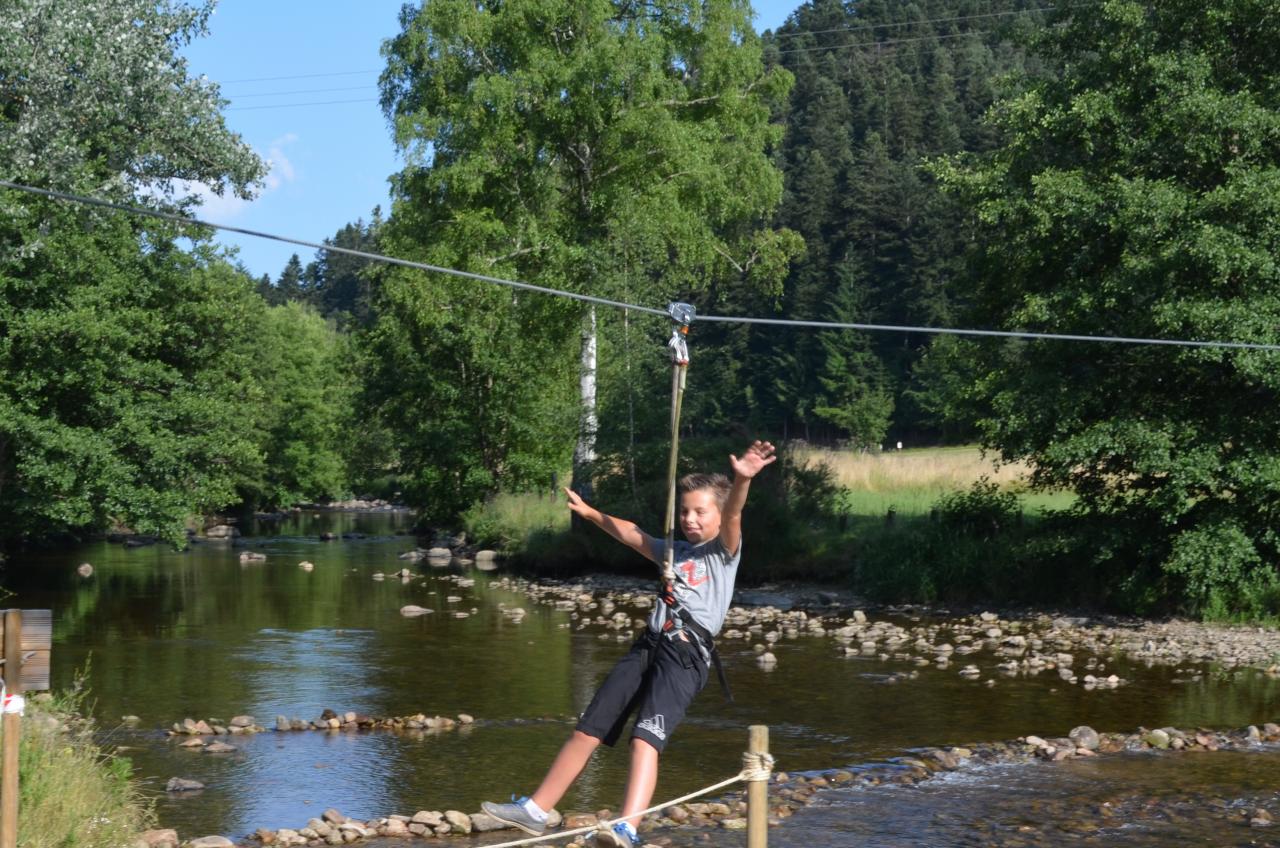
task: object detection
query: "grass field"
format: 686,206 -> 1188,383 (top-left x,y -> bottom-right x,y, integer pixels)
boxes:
794,445 -> 1074,517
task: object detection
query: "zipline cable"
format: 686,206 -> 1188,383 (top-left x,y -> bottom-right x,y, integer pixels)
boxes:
2,179 -> 1278,352
0,180 -> 667,318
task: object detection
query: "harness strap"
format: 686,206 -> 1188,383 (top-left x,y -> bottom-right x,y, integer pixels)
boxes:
660,610 -> 733,703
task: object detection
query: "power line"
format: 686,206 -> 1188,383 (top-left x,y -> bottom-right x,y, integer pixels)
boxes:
217,69 -> 380,84
225,84 -> 374,99
207,7 -> 1061,90
774,28 -> 1016,57
226,97 -> 378,111
1,179 -> 1276,353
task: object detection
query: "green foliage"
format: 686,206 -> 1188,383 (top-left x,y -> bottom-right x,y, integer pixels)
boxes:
812,266 -> 895,446
0,215 -> 266,544
240,302 -> 356,508
0,0 -> 264,203
937,0 -> 1280,617
0,0 -> 268,546
18,688 -> 153,848
934,479 -> 1020,536
462,489 -> 569,553
372,0 -> 798,522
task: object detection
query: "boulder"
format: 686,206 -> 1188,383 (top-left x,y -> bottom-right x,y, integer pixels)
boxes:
205,525 -> 240,539
183,838 -> 234,848
136,830 -> 179,848
1069,725 -> 1100,751
165,777 -> 205,792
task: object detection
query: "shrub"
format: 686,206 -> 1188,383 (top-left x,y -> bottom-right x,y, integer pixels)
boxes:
16,687 -> 152,848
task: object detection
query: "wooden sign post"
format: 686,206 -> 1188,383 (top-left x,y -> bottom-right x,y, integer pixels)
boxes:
0,609 -> 51,848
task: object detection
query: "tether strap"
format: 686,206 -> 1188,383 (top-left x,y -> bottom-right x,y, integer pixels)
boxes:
661,302 -> 693,596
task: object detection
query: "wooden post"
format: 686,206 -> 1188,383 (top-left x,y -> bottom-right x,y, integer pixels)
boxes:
747,724 -> 769,848
1,609 -> 22,848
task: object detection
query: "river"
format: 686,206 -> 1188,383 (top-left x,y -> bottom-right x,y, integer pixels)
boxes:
7,511 -> 1280,845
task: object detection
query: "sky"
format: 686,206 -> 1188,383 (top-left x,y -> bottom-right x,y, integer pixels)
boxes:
181,1 -> 804,280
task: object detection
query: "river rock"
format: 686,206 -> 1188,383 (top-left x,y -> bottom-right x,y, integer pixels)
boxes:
427,547 -> 452,558
230,715 -> 255,728
398,550 -> 425,561
1144,728 -> 1171,749
442,810 -> 472,833
733,591 -> 794,610
166,777 -> 205,792
77,563 -> 94,577
469,813 -> 508,832
136,829 -> 179,848
1069,725 -> 1100,751
400,605 -> 432,616
203,742 -> 236,754
411,811 -> 443,827
183,837 -> 234,848
205,525 -> 240,539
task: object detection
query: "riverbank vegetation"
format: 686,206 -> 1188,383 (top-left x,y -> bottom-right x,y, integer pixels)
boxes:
18,689 -> 153,848
4,0 -> 1280,620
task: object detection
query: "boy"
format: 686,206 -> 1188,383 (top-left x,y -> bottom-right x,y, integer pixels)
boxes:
482,439 -> 776,847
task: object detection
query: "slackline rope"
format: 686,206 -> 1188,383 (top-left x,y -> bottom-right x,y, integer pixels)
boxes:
478,751 -> 775,848
3,180 -> 1279,352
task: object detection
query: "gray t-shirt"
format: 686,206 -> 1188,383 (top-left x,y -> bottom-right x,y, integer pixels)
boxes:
648,536 -> 742,643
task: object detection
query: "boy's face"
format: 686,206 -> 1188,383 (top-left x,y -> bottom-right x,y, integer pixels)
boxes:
679,488 -> 722,544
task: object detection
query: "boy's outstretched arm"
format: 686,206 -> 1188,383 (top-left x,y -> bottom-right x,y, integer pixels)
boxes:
564,488 -> 660,564
721,440 -> 777,555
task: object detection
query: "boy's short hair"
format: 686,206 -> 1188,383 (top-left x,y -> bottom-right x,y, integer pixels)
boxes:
678,472 -> 732,510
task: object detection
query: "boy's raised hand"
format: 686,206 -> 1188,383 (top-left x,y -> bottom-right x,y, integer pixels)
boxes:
563,487 -> 595,519
730,440 -> 777,479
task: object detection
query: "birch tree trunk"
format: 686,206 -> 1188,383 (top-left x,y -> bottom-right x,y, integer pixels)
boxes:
571,306 -> 598,502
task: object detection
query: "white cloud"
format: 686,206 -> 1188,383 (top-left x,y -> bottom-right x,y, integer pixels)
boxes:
262,133 -> 298,191
166,134 -> 300,222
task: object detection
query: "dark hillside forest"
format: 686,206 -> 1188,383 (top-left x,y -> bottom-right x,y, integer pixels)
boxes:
754,0 -> 1051,447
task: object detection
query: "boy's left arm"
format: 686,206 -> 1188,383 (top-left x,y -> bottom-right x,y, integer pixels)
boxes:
720,440 -> 777,555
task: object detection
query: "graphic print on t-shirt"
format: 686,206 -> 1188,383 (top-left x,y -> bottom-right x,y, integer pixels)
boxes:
678,559 -> 708,587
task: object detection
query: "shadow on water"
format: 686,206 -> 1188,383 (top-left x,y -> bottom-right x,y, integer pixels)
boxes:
6,511 -> 1280,842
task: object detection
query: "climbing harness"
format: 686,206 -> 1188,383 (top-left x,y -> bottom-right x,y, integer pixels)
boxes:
477,748 -> 775,848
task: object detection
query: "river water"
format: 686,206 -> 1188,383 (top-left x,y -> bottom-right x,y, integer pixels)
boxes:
7,511 -> 1280,845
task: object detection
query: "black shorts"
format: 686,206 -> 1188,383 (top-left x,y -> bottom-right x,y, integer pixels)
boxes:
575,631 -> 709,753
